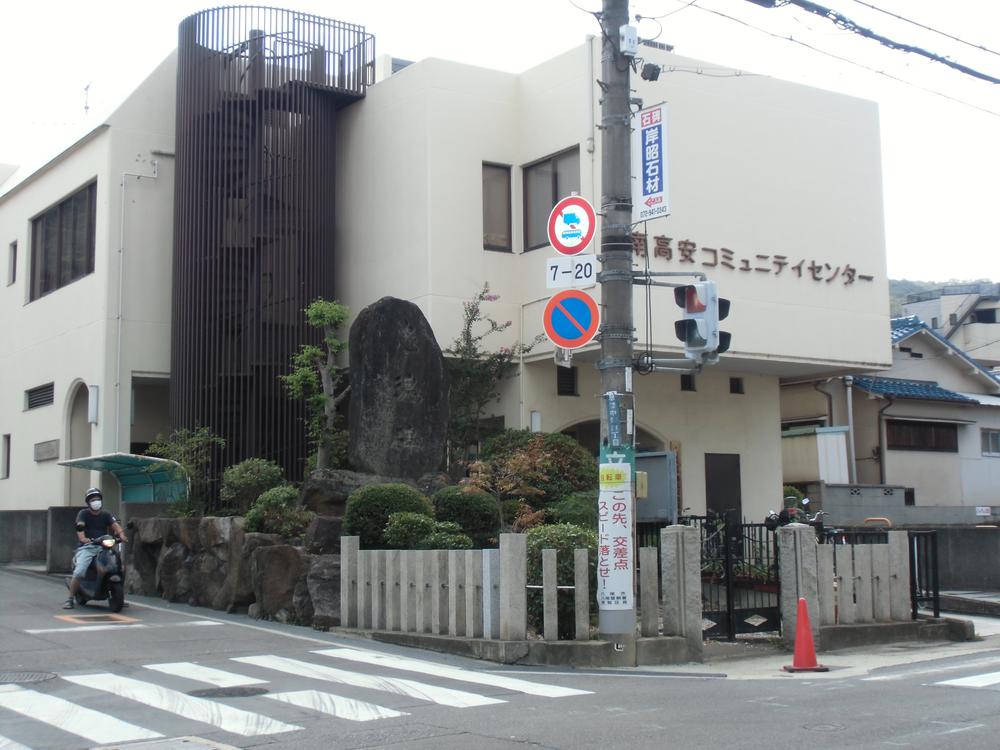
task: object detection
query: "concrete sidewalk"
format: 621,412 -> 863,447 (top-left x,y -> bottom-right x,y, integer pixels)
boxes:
940,590 -> 1000,617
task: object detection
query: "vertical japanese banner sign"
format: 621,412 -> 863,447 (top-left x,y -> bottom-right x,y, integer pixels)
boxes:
597,455 -> 634,610
631,102 -> 670,223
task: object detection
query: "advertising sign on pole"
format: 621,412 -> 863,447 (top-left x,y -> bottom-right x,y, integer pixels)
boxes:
547,195 -> 597,255
631,103 -> 670,223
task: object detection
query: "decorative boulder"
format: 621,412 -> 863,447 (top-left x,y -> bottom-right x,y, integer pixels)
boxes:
300,469 -> 418,516
250,545 -> 308,620
348,297 -> 448,479
307,555 -> 341,630
304,516 -> 344,555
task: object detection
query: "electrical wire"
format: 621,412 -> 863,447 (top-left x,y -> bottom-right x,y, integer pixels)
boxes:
637,0 -> 701,21
849,0 -> 1000,59
692,4 -> 1000,119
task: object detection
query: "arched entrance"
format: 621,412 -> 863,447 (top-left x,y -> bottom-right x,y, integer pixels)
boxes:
560,419 -> 665,456
66,383 -> 92,506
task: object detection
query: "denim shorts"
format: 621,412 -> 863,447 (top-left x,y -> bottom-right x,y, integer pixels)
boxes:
72,545 -> 101,578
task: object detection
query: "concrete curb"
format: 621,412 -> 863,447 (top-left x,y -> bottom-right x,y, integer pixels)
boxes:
819,617 -> 975,652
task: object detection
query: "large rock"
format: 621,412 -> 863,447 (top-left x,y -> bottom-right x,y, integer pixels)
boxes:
215,531 -> 281,612
304,516 -> 344,555
301,469 -> 418,515
307,555 -> 341,630
156,542 -> 192,602
348,297 -> 448,479
250,545 -> 308,621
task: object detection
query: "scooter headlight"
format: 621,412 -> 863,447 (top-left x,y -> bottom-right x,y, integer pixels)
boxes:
101,538 -> 116,548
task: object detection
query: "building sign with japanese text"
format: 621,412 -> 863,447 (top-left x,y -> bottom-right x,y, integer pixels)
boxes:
597,459 -> 634,610
632,103 -> 670,223
630,233 -> 875,285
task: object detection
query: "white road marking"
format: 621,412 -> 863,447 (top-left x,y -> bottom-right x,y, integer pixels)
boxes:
0,685 -> 161,744
314,647 -> 592,698
936,671 -> 1000,688
0,733 -> 33,750
25,621 -> 221,634
266,690 -> 407,721
865,655 -> 1000,682
233,655 -> 504,708
60,674 -> 299,737
144,662 -> 268,687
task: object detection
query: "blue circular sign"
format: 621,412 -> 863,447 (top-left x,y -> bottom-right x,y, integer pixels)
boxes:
543,290 -> 600,349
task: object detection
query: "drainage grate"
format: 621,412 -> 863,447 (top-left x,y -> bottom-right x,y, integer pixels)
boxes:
188,687 -> 270,698
0,671 -> 57,685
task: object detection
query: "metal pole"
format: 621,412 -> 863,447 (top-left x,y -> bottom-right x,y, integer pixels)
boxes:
598,0 -> 636,648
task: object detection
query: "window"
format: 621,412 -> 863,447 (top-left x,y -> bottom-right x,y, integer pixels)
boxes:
557,366 -> 578,396
1,435 -> 9,479
904,488 -> 915,506
887,419 -> 958,452
973,308 -> 998,324
482,163 -> 512,251
523,148 -> 580,251
25,382 -> 55,410
983,429 -> 1000,457
30,181 -> 97,301
6,241 -> 15,286
680,374 -> 696,392
729,377 -> 744,395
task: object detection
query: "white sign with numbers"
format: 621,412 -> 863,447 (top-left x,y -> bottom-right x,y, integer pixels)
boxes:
546,254 -> 597,289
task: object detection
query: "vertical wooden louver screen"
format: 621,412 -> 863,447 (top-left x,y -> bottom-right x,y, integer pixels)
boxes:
171,7 -> 374,489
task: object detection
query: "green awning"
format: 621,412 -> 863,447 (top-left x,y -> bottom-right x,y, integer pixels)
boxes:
58,453 -> 188,503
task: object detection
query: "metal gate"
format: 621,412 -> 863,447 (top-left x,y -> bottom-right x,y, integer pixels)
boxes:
683,515 -> 781,641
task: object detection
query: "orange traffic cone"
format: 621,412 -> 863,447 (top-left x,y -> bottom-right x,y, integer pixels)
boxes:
783,597 -> 829,673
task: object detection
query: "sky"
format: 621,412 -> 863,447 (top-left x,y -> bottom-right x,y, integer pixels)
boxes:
1,0 -> 998,283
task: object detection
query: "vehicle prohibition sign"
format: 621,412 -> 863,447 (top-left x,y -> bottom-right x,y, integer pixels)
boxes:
547,195 -> 597,256
543,289 -> 601,349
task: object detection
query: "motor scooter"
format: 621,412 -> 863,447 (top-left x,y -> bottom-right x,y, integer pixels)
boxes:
66,535 -> 126,612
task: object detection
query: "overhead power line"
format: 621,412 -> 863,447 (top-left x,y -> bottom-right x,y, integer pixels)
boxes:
745,0 -> 1000,84
849,0 -> 1000,60
692,3 -> 1000,118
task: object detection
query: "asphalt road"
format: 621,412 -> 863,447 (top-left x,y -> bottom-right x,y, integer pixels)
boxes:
3,565 -> 1000,750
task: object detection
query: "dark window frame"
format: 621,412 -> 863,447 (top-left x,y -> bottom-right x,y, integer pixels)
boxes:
522,146 -> 581,252
983,428 -> 1000,457
557,366 -> 579,397
886,419 -> 958,453
680,374 -> 696,392
29,181 -> 97,301
729,377 -> 744,395
482,162 -> 512,252
973,308 -> 997,324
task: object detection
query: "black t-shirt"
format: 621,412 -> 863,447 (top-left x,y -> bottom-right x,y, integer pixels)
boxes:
75,509 -> 118,545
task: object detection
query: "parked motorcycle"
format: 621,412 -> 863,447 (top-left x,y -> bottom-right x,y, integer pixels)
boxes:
66,535 -> 126,612
764,497 -> 828,537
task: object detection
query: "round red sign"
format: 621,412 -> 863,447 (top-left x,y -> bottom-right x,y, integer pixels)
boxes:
547,196 -> 597,256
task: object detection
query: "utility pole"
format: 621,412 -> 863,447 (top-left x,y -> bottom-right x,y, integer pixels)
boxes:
597,0 -> 636,658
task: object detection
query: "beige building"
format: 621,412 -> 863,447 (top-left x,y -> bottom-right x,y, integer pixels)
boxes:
0,25 -> 890,522
904,283 -> 1000,368
782,316 -> 1000,519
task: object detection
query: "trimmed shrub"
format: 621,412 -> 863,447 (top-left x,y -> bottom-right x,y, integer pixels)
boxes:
481,430 -> 597,506
220,458 -> 285,514
526,523 -> 598,639
432,486 -> 498,548
344,483 -> 433,548
244,485 -> 314,537
419,522 -> 473,550
384,512 -> 437,549
550,491 -> 597,529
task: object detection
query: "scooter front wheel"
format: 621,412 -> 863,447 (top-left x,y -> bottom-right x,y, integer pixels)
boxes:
108,582 -> 124,613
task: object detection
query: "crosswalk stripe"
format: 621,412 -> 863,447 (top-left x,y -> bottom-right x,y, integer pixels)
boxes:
266,690 -> 408,721
936,671 -> 1000,688
0,685 -> 161,744
0,733 -> 34,750
314,648 -> 592,698
232,655 -> 504,708
60,674 -> 300,737
145,662 -> 268,687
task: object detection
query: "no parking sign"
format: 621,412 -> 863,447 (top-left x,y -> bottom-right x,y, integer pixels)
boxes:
542,289 -> 600,349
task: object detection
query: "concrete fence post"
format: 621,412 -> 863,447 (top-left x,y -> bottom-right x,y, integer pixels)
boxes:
400,550 -> 416,633
660,525 -> 702,661
499,533 -> 527,640
372,550 -> 387,630
340,536 -> 359,628
887,531 -> 911,621
574,548 -> 589,641
871,543 -> 891,622
835,545 -> 856,624
853,545 -> 874,623
416,550 -> 432,633
778,524 -> 819,645
816,544 -> 836,626
482,549 -> 501,639
358,550 -> 371,628
639,546 -> 659,637
465,550 -> 483,638
448,550 -> 466,636
542,548 -> 558,641
432,550 -> 448,635
386,549 -> 401,631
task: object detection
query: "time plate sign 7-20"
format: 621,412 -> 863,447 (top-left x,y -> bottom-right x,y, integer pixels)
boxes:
546,254 -> 597,289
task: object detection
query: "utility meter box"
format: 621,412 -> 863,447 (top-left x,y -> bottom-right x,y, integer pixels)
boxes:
620,24 -> 639,57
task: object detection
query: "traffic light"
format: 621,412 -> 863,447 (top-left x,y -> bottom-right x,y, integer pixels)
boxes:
673,280 -> 731,360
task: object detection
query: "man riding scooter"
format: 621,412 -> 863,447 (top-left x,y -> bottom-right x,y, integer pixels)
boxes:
63,487 -> 128,609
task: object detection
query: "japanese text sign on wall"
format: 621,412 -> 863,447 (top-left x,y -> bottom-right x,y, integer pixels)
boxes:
632,103 -> 670,223
597,461 -> 634,611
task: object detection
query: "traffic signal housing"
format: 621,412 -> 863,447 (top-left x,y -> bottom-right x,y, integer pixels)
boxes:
674,280 -> 731,360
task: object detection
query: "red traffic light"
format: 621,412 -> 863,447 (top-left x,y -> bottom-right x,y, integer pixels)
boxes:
674,285 -> 706,313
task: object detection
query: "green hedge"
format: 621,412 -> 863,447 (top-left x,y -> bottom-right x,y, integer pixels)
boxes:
220,458 -> 285,514
550,491 -> 597,529
525,523 -> 597,639
432,486 -> 498,548
244,485 -> 314,537
344,483 -> 433,548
